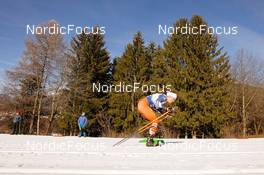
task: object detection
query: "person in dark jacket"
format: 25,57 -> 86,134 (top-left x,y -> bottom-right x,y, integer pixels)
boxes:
12,112 -> 22,135
77,112 -> 88,137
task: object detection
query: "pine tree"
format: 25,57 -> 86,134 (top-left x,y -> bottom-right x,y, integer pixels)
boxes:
147,43 -> 169,91
164,15 -> 232,138
109,32 -> 151,133
64,30 -> 111,136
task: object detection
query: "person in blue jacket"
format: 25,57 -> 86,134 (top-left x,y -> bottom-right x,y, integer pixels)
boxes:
77,112 -> 88,137
11,112 -> 22,135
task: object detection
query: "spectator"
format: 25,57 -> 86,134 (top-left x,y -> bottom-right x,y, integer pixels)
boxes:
11,112 -> 21,135
77,112 -> 88,137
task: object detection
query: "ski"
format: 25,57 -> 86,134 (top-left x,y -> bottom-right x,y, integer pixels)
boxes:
139,138 -> 165,146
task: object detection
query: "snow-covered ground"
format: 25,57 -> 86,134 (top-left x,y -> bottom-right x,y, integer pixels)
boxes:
0,134 -> 263,175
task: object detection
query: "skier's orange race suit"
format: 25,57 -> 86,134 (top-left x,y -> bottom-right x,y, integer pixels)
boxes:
137,91 -> 177,137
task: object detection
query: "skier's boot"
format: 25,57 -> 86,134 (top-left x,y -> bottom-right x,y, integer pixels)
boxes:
146,135 -> 159,147
146,135 -> 154,146
146,123 -> 159,147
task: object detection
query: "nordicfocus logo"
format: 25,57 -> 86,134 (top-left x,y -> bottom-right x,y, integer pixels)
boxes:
92,82 -> 172,93
26,24 -> 106,35
158,24 -> 238,35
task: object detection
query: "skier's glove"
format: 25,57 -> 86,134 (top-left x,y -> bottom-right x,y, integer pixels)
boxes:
166,107 -> 174,113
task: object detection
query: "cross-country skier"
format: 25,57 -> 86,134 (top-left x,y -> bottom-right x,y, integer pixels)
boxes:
77,112 -> 88,137
138,91 -> 177,146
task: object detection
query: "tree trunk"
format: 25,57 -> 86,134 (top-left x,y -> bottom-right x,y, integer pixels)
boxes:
46,94 -> 57,135
192,129 -> 197,139
31,55 -> 47,135
242,85 -> 246,137
185,129 -> 188,139
29,89 -> 40,134
253,118 -> 262,135
36,91 -> 44,135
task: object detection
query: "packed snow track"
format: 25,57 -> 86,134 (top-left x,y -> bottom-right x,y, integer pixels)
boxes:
0,134 -> 263,175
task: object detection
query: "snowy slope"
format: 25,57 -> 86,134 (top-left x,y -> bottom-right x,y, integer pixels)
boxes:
0,134 -> 263,175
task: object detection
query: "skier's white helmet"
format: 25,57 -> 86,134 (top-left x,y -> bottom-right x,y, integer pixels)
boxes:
166,91 -> 177,100
82,112 -> 85,116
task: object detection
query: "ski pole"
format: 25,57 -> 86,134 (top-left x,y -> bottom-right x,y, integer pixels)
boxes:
137,111 -> 170,133
113,111 -> 170,147
113,113 -> 169,147
138,113 -> 170,134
